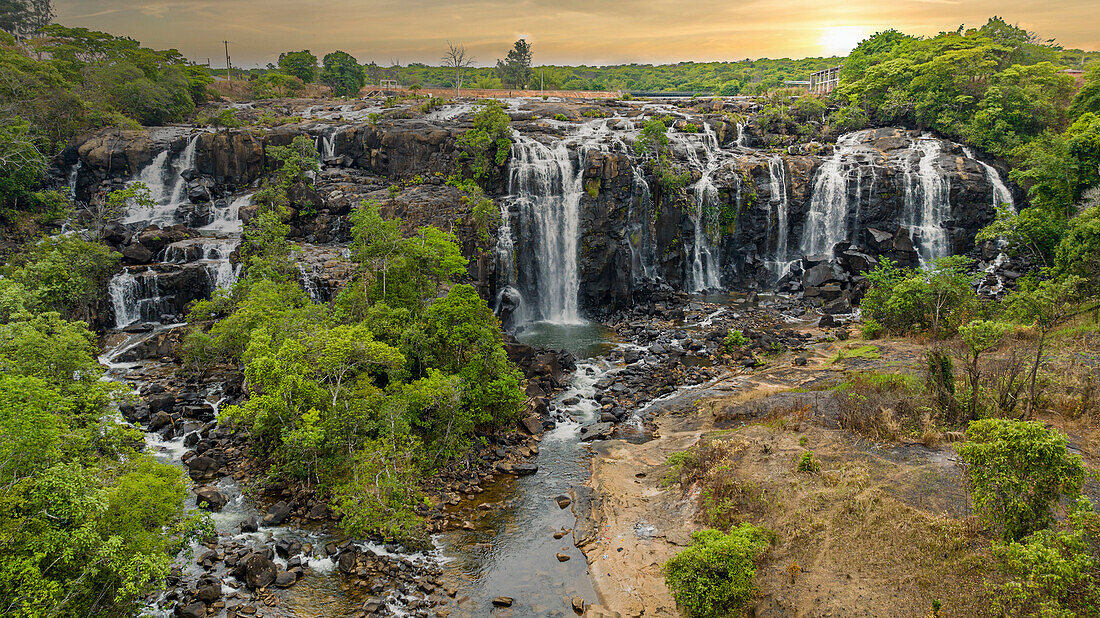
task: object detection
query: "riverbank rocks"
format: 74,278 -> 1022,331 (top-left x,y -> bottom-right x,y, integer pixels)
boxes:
242,553 -> 278,589
580,422 -> 614,442
513,463 -> 539,475
194,486 -> 227,511
262,501 -> 292,526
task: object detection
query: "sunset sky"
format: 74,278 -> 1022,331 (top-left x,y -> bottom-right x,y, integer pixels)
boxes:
55,0 -> 1100,68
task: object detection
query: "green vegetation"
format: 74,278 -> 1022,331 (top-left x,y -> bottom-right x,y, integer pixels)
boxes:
455,102 -> 512,181
278,50 -> 318,83
181,143 -> 524,545
957,418 -> 1085,541
859,256 -> 978,338
724,329 -> 748,351
0,248 -> 209,614
320,50 -> 365,97
796,450 -> 820,473
495,39 -> 533,89
664,525 -> 772,618
634,118 -> 691,194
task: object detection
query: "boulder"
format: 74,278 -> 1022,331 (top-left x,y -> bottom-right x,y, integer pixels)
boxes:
580,422 -> 614,442
194,486 -> 227,511
243,553 -> 277,589
262,501 -> 292,526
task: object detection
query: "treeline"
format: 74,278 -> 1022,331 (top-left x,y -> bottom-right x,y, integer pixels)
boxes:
0,24 -> 214,219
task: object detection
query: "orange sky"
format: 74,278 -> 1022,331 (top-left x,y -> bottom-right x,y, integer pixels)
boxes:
55,0 -> 1100,67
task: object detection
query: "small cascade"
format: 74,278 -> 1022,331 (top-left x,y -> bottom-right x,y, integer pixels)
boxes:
735,123 -> 746,148
628,167 -> 657,280
963,146 -> 1016,295
162,238 -> 240,291
903,137 -> 951,266
109,269 -> 169,328
125,134 -> 200,226
202,193 -> 250,234
800,130 -> 874,257
962,147 -> 1015,212
67,160 -> 82,200
297,262 -> 322,302
507,133 -> 584,324
765,154 -> 794,278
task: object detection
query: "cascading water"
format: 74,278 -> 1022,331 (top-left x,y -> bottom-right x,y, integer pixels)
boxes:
67,160 -> 82,199
109,269 -> 169,328
507,133 -> 584,324
962,147 -> 1015,212
765,154 -> 793,278
125,134 -> 200,226
903,137 -> 951,266
669,124 -> 724,292
800,130 -> 874,257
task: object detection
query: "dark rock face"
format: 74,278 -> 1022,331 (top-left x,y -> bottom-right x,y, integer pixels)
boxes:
195,130 -> 264,186
242,553 -> 277,589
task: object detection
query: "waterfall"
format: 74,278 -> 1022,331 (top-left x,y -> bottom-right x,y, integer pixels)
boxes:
109,269 -> 168,328
507,133 -> 584,324
801,130 -> 872,257
67,161 -> 82,200
297,262 -> 322,302
629,166 -> 657,280
766,155 -> 793,278
735,123 -> 746,148
125,135 -> 200,226
202,193 -> 251,234
903,137 -> 951,266
670,124 -> 724,292
962,147 -> 1015,212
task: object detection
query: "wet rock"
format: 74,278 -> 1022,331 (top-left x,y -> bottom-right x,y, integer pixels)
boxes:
556,552 -> 571,562
195,581 -> 222,604
274,570 -> 298,588
262,501 -> 292,526
177,601 -> 206,618
194,486 -> 227,511
239,516 -> 259,533
579,422 -> 613,442
243,553 -> 277,589
186,455 -> 221,480
554,494 -> 572,509
492,596 -> 514,607
513,463 -> 539,476
147,411 -> 172,432
572,596 -> 585,613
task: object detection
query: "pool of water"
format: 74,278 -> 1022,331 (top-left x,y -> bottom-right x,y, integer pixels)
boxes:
514,320 -> 617,359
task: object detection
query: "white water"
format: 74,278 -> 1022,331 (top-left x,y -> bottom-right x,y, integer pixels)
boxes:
125,135 -> 199,226
765,154 -> 794,278
904,137 -> 951,266
201,193 -> 251,235
669,124 -> 725,292
800,130 -> 873,257
109,269 -> 167,328
962,147 -> 1015,212
67,160 -> 82,199
507,133 -> 585,324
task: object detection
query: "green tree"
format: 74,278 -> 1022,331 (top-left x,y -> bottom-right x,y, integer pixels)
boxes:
1006,275 -> 1087,417
1055,196 -> 1100,291
277,50 -> 317,83
5,235 -> 120,323
495,39 -> 533,89
957,418 -> 1086,541
320,51 -> 364,97
454,101 -> 511,181
0,119 -> 46,210
957,320 -> 1011,420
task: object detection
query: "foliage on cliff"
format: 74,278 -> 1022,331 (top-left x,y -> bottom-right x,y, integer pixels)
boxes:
181,145 -> 524,543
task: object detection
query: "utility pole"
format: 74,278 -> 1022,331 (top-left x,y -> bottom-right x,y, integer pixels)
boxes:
224,41 -> 231,81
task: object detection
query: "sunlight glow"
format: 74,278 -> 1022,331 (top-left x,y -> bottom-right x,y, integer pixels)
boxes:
819,26 -> 868,56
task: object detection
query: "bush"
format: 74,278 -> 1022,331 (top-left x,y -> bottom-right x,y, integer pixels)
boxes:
724,330 -> 748,351
956,418 -> 1086,541
664,525 -> 772,618
455,102 -> 511,181
837,371 -> 932,441
990,495 -> 1100,616
797,450 -> 820,473
859,256 -> 978,337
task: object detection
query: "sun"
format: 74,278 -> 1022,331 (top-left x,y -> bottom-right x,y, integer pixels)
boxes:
819,26 -> 868,56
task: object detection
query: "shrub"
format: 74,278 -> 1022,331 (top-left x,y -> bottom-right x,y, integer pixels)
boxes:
664,525 -> 772,618
724,330 -> 748,351
956,418 -> 1086,541
990,495 -> 1100,616
681,122 -> 700,133
553,113 -> 569,121
837,371 -> 931,441
859,256 -> 978,337
797,450 -> 820,473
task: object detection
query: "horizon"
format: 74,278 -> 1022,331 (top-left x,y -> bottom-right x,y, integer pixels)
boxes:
55,0 -> 1100,69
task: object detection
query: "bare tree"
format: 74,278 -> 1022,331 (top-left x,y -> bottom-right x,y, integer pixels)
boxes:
441,42 -> 475,97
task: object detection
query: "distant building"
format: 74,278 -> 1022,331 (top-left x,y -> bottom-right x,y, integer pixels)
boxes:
783,80 -> 811,90
810,66 -> 842,95
380,79 -> 399,90
1063,69 -> 1086,89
